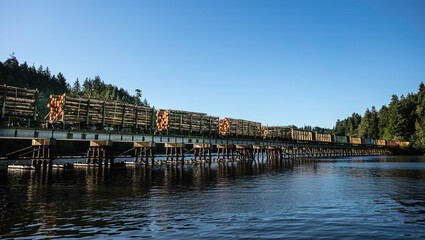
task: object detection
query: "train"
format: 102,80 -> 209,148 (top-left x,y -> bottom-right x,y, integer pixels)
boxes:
0,84 -> 410,147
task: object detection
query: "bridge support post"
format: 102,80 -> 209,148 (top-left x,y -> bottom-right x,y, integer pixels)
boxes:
86,140 -> 113,166
294,148 -> 299,161
31,138 -> 55,168
282,147 -> 288,164
288,147 -> 293,162
134,142 -> 154,166
268,146 -> 280,164
164,143 -> 183,164
193,144 -> 211,164
216,144 -> 233,162
235,145 -> 253,162
253,145 -> 265,164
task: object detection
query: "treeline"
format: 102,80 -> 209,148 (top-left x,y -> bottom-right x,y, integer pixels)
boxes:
0,54 -> 149,118
70,76 -> 149,106
288,125 -> 332,134
334,83 -> 425,151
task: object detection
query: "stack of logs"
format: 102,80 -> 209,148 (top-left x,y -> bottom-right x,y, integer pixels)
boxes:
156,109 -> 170,130
291,129 -> 313,141
156,109 -> 219,135
47,94 -> 154,129
261,126 -> 268,138
219,118 -> 261,137
349,136 -> 362,145
315,133 -> 332,143
0,85 -> 38,118
263,126 -> 292,139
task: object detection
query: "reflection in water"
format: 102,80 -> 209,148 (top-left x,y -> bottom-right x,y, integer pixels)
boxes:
0,157 -> 425,239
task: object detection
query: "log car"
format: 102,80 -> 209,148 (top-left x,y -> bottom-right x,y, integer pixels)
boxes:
0,85 -> 39,127
48,94 -> 154,132
387,140 -> 400,146
333,135 -> 348,144
1,85 -> 38,119
156,109 -> 219,136
314,132 -> 332,143
291,129 -> 313,142
219,118 -> 262,139
262,126 -> 292,141
349,137 -> 362,145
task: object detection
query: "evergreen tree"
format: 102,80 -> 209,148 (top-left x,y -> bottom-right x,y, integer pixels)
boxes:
71,78 -> 81,95
378,105 -> 390,139
56,72 -> 69,92
387,95 -> 406,140
369,106 -> 379,138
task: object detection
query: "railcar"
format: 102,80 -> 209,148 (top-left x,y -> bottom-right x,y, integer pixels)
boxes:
261,126 -> 292,140
333,135 -> 348,144
0,85 -> 39,127
314,132 -> 332,143
349,136 -> 362,145
219,118 -> 262,138
363,138 -> 376,145
47,94 -> 155,132
386,140 -> 399,147
291,129 -> 313,141
156,109 -> 219,136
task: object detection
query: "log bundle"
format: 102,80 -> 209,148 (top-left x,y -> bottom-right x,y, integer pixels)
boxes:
219,118 -> 261,137
376,140 -> 386,146
349,137 -> 362,145
0,85 -> 38,119
262,126 -> 291,139
47,94 -> 154,129
315,133 -> 332,143
156,109 -> 219,135
291,129 -> 313,141
261,127 -> 268,138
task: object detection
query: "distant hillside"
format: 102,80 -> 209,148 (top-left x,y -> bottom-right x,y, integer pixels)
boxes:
0,54 -> 149,118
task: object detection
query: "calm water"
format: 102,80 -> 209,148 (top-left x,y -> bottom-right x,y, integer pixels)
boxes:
1,156 -> 425,239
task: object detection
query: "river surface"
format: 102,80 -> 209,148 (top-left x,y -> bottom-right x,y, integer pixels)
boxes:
1,156 -> 425,239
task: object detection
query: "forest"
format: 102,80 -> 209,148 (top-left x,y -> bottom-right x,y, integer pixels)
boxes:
0,54 -> 149,118
334,83 -> 425,152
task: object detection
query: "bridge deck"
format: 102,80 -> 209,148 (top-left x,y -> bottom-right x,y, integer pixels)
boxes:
0,127 -> 382,149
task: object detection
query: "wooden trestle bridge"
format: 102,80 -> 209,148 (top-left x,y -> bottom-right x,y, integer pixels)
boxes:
0,127 -> 390,167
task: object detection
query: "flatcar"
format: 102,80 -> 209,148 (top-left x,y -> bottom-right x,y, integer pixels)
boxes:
314,132 -> 332,143
156,109 -> 219,136
219,118 -> 262,139
262,126 -> 292,140
48,94 -> 154,132
291,129 -> 313,141
0,85 -> 38,127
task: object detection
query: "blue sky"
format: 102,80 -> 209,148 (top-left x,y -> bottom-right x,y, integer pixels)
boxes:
1,0 -> 424,128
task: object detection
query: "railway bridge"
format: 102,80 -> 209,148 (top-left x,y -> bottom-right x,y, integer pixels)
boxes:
0,127 -> 389,168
